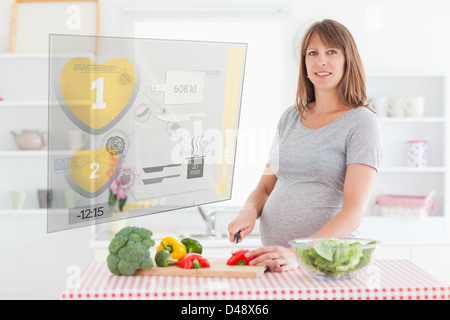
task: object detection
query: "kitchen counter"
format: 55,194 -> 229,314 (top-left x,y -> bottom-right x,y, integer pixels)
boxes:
59,259 -> 450,300
90,229 -> 262,249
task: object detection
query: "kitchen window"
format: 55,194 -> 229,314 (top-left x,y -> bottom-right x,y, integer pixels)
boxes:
132,18 -> 283,206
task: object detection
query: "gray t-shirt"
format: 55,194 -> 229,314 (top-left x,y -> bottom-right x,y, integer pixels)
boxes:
260,105 -> 383,247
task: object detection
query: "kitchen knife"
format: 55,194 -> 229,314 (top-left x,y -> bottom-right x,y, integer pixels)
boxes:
231,231 -> 241,254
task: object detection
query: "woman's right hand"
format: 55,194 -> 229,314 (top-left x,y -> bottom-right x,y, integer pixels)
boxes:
227,208 -> 258,243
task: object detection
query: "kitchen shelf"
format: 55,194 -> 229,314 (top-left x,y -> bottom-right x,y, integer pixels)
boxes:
367,73 -> 449,235
0,53 -> 92,59
0,100 -> 48,108
0,208 -> 72,215
367,71 -> 447,77
0,53 -> 48,59
378,117 -> 445,123
0,209 -> 46,214
379,166 -> 446,173
0,150 -> 47,156
0,150 -> 72,157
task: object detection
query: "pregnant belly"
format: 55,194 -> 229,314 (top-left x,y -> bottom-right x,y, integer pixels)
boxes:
259,185 -> 342,247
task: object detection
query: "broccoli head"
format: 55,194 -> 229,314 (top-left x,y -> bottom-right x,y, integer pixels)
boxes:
106,226 -> 155,276
154,249 -> 177,267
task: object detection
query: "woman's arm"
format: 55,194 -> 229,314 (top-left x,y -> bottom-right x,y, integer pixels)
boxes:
227,163 -> 277,242
309,163 -> 377,238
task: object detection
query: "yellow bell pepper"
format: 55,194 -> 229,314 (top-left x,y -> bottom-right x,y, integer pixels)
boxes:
156,237 -> 187,260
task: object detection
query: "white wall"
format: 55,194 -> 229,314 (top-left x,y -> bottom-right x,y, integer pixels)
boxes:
1,0 -> 449,92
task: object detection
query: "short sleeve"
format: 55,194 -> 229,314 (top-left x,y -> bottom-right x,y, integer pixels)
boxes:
267,106 -> 293,176
267,127 -> 280,176
346,111 -> 383,171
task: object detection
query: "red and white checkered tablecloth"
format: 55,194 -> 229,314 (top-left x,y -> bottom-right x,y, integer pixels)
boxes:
59,259 -> 450,300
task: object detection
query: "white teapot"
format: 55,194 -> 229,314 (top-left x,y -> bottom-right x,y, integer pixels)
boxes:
10,130 -> 47,150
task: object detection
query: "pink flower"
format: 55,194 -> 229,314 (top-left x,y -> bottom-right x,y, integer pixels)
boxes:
117,188 -> 127,200
109,180 -> 118,194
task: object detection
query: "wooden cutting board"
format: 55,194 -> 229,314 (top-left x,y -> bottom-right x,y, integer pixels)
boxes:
135,258 -> 267,278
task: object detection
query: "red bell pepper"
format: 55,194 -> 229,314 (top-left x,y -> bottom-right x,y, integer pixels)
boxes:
227,249 -> 253,265
176,253 -> 210,269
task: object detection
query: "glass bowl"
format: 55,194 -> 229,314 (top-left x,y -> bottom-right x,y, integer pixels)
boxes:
289,237 -> 381,280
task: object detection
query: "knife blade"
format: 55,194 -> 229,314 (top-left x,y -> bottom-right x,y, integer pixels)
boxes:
231,230 -> 241,254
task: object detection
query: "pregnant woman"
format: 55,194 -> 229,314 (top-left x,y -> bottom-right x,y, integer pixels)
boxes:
228,19 -> 383,272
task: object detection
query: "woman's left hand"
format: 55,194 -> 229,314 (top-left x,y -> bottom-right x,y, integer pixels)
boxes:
245,246 -> 299,272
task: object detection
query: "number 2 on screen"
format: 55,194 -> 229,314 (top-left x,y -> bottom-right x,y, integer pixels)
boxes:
90,163 -> 100,179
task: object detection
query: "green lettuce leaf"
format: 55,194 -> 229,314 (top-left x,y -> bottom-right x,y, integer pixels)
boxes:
295,238 -> 374,278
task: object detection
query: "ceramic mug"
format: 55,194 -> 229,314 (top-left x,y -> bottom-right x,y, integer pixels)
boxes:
405,97 -> 425,117
406,140 -> 428,167
386,98 -> 405,117
38,189 -> 53,208
62,188 -> 80,208
11,190 -> 26,209
68,130 -> 89,150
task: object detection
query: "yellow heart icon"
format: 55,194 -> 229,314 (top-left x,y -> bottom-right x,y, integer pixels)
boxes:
69,146 -> 119,195
60,57 -> 137,134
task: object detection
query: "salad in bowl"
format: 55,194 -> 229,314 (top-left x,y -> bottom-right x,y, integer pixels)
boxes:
289,238 -> 381,280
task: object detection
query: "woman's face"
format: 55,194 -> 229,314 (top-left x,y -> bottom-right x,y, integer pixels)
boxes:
305,34 -> 346,93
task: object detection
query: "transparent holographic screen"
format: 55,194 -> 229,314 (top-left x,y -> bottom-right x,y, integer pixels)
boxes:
47,35 -> 246,232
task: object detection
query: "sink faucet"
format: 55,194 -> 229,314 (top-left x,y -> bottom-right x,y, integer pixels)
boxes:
197,206 -> 222,237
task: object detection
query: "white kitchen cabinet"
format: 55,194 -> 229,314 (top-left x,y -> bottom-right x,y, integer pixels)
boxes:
366,74 -> 450,236
0,53 -> 96,300
0,54 -> 51,210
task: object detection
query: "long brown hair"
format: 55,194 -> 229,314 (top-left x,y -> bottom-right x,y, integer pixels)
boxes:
296,19 -> 371,114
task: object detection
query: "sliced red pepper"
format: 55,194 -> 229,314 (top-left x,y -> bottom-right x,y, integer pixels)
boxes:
227,249 -> 253,265
176,253 -> 210,269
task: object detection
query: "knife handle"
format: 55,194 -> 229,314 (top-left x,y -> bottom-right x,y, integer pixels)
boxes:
234,231 -> 241,244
